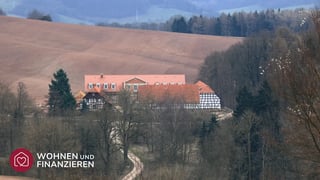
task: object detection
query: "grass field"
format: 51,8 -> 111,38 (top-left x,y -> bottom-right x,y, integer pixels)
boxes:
0,16 -> 242,105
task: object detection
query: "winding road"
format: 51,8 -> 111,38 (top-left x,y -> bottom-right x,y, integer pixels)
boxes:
111,126 -> 144,180
122,151 -> 144,180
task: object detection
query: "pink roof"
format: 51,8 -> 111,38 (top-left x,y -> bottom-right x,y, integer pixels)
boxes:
195,81 -> 215,94
84,74 -> 186,92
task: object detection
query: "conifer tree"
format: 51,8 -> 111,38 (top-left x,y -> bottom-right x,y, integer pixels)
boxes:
171,16 -> 188,33
48,69 -> 76,116
233,86 -> 254,117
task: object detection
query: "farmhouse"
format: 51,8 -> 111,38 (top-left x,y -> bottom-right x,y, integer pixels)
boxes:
80,74 -> 185,110
81,74 -> 221,110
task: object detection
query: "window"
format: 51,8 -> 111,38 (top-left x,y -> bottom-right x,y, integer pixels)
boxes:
133,85 -> 138,92
88,83 -> 93,89
104,83 -> 108,89
96,83 -> 100,88
111,83 -> 116,90
126,85 -> 131,89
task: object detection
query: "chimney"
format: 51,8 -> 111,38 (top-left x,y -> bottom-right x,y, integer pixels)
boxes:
100,73 -> 103,78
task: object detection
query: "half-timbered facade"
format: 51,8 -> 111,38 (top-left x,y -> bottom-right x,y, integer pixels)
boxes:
82,92 -> 105,111
194,81 -> 221,109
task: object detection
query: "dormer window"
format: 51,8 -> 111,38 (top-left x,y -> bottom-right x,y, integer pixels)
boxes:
88,83 -> 93,89
96,83 -> 100,88
104,83 -> 108,89
111,83 -> 116,90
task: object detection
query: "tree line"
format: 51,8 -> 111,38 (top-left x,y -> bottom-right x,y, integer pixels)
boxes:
0,8 -> 52,21
99,8 -> 311,37
0,6 -> 311,37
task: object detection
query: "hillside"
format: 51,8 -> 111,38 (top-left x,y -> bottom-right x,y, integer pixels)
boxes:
0,16 -> 242,104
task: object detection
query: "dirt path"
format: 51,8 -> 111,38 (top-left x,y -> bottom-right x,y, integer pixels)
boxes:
111,126 -> 144,180
120,109 -> 232,180
122,151 -> 144,180
214,108 -> 233,121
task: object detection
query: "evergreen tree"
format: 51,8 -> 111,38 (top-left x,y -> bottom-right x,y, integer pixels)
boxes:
199,121 -> 207,144
233,86 -> 254,117
199,115 -> 219,145
208,115 -> 219,134
171,16 -> 188,33
48,69 -> 76,116
214,18 -> 222,35
254,81 -> 277,115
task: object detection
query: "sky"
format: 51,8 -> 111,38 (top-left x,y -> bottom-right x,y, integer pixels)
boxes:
0,0 -> 318,24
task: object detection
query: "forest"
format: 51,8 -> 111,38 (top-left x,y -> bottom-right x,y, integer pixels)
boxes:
99,8 -> 311,37
198,9 -> 320,179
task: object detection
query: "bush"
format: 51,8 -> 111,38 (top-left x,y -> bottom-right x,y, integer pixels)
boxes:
27,9 -> 52,22
0,8 -> 6,16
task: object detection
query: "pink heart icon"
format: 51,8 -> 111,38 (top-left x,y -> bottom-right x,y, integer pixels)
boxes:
16,157 -> 27,166
10,148 -> 34,172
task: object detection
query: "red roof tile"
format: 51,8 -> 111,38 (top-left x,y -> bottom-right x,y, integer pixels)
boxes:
195,81 -> 214,94
138,84 -> 200,104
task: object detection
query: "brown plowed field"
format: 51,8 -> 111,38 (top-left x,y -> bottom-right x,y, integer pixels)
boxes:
0,16 -> 242,104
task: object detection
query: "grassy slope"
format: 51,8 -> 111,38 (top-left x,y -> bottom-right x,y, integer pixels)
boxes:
0,16 -> 242,104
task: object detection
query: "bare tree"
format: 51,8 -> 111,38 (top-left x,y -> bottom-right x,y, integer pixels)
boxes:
268,10 -> 320,157
116,89 -> 138,163
24,117 -> 80,153
14,82 -> 32,125
232,111 -> 261,180
95,105 -> 118,173
0,83 -> 16,115
144,94 -> 196,163
23,116 -> 80,178
0,83 -> 16,153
